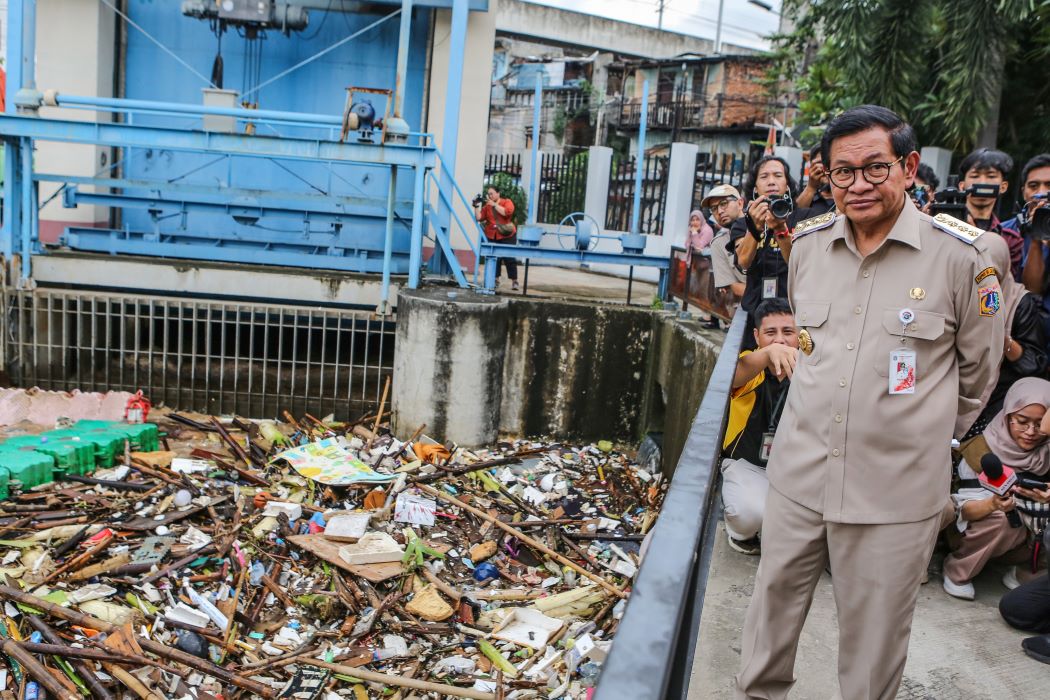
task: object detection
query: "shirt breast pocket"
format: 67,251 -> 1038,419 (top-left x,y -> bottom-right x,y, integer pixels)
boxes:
873,308 -> 946,377
795,301 -> 830,365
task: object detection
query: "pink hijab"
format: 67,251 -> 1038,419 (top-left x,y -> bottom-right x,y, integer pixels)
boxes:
984,377 -> 1050,476
686,210 -> 714,259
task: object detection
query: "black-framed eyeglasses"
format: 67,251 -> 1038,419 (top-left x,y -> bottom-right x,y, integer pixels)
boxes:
828,156 -> 904,188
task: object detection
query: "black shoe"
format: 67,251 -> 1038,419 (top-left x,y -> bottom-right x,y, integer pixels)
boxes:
727,533 -> 760,555
1022,634 -> 1050,664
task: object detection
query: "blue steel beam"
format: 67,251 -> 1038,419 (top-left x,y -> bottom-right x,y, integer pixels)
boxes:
527,73 -> 541,223
479,243 -> 671,270
54,94 -> 342,129
63,228 -> 413,274
61,187 -> 413,227
429,0 -> 470,276
60,224 -> 409,250
0,116 -> 437,168
631,79 -> 649,235
35,174 -> 409,214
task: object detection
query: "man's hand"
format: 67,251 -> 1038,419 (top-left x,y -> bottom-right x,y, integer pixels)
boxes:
809,163 -> 827,190
992,494 -> 1017,512
762,343 -> 798,380
747,197 -> 770,231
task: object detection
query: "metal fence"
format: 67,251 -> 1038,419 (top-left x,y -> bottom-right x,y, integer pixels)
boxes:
5,289 -> 394,420
606,155 -> 668,235
484,152 -> 522,181
595,309 -> 745,700
537,151 -> 588,224
693,151 -> 751,211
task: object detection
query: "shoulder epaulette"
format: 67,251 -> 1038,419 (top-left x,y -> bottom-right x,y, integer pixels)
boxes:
932,213 -> 984,245
791,211 -> 836,241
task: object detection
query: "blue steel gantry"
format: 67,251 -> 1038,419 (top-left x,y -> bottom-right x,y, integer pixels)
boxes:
1,0 -> 669,308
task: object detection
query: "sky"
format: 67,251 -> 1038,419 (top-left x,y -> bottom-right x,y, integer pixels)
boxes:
526,0 -> 784,52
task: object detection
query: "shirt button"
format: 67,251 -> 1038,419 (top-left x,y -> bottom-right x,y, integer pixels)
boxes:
835,414 -> 842,423
839,378 -> 847,387
854,306 -> 862,314
863,271 -> 871,278
846,342 -> 855,350
832,448 -> 841,457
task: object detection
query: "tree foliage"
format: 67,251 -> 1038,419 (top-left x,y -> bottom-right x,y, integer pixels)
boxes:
772,0 -> 1050,160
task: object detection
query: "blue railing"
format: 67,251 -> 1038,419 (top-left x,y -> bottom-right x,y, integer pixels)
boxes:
595,308 -> 745,700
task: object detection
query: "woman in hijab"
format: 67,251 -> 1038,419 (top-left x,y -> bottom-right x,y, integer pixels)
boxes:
685,210 -> 714,260
943,377 -> 1050,600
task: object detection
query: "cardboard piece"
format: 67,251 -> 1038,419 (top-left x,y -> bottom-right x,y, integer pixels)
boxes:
286,534 -> 403,583
405,585 -> 454,621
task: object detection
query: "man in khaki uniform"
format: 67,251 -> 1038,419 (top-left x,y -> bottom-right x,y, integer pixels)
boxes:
736,105 -> 1005,699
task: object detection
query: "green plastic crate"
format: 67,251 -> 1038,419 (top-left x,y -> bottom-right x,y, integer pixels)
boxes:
42,429 -> 125,468
0,435 -> 95,476
0,450 -> 54,490
74,420 -> 159,452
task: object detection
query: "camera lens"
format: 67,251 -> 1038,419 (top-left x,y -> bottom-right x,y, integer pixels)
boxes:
769,196 -> 793,220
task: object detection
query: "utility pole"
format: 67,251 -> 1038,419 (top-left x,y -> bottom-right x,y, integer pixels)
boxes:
657,0 -> 665,30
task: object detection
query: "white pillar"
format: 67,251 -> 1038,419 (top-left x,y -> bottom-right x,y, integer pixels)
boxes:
663,142 -> 700,249
774,145 -> 803,184
921,147 -> 953,188
584,146 -> 613,228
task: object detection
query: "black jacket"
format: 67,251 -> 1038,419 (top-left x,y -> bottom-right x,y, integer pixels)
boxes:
970,293 -> 1049,432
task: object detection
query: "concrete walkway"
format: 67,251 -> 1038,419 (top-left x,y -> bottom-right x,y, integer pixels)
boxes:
689,522 -> 1045,699
487,264 -> 659,305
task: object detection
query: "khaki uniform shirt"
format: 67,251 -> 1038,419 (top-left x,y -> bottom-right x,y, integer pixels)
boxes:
710,228 -> 746,290
769,199 -> 1005,524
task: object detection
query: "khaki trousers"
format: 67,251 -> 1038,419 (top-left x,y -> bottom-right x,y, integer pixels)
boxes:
943,510 -> 1028,584
735,487 -> 941,700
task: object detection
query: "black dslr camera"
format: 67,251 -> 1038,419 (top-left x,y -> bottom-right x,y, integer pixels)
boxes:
929,176 -> 999,217
1019,193 -> 1050,241
768,192 -> 794,220
472,194 -> 485,208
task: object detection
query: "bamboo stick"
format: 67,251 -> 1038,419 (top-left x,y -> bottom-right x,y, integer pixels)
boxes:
416,484 -> 627,599
297,659 -> 497,700
0,587 -> 274,698
0,640 -> 80,700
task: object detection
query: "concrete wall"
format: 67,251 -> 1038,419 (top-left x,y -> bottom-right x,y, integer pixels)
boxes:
393,287 -> 724,468
499,298 -> 655,441
641,315 -> 723,478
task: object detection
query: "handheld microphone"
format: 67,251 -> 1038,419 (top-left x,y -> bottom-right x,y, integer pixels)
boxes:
979,453 -> 1022,528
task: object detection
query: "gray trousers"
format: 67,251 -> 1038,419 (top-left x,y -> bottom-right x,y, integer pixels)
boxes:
736,487 -> 941,700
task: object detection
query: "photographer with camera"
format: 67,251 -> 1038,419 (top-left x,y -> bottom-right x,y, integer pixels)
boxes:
957,148 -> 1023,279
795,144 -> 836,215
909,162 -> 940,211
1014,154 -> 1050,297
473,185 -> 520,291
734,156 -> 801,323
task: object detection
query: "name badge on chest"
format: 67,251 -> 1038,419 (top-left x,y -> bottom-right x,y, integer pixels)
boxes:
762,277 -> 777,299
889,309 -> 917,395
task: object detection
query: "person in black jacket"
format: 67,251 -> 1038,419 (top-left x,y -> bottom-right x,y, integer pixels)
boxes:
958,232 -> 1048,440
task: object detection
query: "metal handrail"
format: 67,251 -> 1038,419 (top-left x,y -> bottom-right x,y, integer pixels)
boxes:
594,308 -> 746,700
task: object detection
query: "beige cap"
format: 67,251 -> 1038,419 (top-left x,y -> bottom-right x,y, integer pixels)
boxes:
700,184 -> 743,208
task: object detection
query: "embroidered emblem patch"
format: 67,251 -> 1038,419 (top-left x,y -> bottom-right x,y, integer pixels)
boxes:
979,284 -> 1001,317
974,267 -> 996,285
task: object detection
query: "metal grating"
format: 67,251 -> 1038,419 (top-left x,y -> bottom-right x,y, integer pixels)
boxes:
5,289 -> 394,420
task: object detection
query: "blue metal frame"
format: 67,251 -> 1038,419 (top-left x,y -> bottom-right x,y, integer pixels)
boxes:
479,241 -> 671,298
